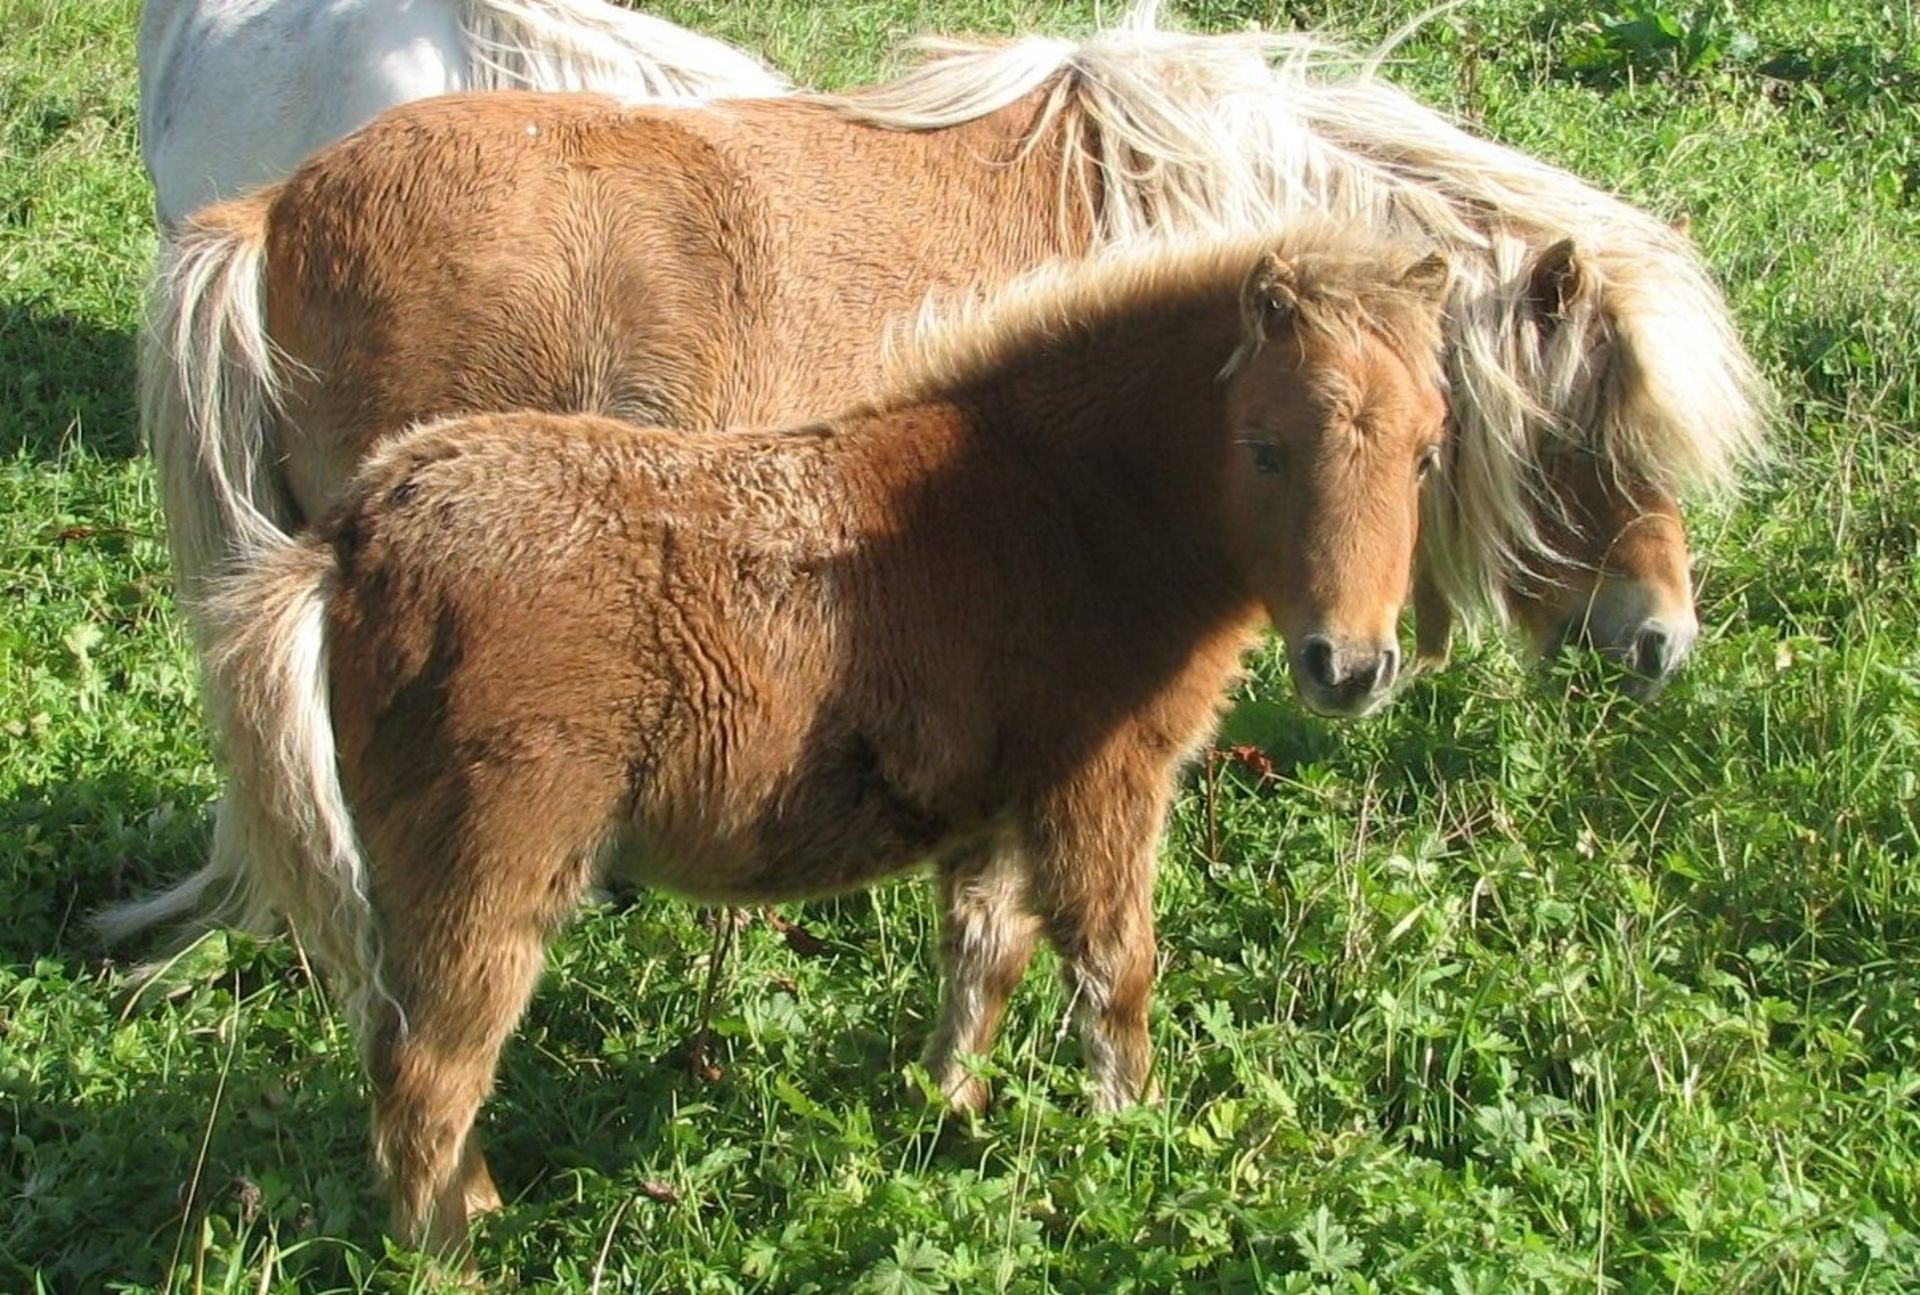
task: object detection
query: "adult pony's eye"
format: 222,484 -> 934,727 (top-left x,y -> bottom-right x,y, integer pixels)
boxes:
1246,441 -> 1285,475
1417,444 -> 1443,482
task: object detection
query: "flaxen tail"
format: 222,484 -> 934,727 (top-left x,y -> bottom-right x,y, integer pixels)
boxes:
141,194 -> 299,626
96,541 -> 393,1044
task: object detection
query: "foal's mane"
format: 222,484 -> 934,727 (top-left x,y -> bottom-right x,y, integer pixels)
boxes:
823,1 -> 1768,620
879,221 -> 1443,404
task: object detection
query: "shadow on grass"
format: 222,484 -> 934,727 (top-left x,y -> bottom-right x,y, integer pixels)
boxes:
0,770 -> 367,1287
0,297 -> 139,461
0,1001 -> 380,1290
0,768 -> 213,971
1,763 -> 933,1284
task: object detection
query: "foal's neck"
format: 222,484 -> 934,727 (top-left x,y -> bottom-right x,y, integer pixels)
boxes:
974,285 -> 1246,525
906,280 -> 1257,626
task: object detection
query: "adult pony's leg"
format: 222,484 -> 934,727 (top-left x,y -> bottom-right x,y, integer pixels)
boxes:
357,782 -> 605,1254
1412,550 -> 1455,670
1026,791 -> 1164,1112
921,840 -> 1040,1114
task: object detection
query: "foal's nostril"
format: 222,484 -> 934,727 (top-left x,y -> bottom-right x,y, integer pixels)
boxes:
1302,635 -> 1338,690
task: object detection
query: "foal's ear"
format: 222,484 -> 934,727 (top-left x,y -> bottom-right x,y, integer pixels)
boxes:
1242,252 -> 1302,340
1669,210 -> 1692,238
1397,252 -> 1452,305
1527,237 -> 1588,322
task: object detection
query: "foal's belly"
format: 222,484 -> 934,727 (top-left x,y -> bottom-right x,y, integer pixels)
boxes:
608,832 -> 939,907
608,721 -> 992,905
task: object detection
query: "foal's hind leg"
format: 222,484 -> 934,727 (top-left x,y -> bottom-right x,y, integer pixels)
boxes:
921,840 -> 1040,1114
357,787 -> 605,1255
454,1129 -> 503,1217
1025,795 -> 1163,1112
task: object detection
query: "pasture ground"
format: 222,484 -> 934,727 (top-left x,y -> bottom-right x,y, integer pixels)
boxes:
3,0 -> 1918,1289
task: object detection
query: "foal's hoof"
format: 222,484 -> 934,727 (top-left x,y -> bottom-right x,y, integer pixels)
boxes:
917,1061 -> 991,1121
1091,1074 -> 1160,1114
943,1075 -> 991,1120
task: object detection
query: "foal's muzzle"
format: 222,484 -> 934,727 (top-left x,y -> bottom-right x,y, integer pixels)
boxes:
1293,634 -> 1401,718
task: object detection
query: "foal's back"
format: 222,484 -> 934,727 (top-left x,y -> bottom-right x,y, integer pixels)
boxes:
326,409 -> 1005,903
261,90 -> 1076,521
321,377 -> 1260,907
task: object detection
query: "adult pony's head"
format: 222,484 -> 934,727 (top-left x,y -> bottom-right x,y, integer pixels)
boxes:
1415,225 -> 1760,698
1219,242 -> 1452,717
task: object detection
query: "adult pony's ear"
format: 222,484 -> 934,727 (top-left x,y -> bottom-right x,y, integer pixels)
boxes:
1527,237 -> 1588,322
1241,252 -> 1302,343
1397,252 -> 1452,305
1669,210 -> 1692,238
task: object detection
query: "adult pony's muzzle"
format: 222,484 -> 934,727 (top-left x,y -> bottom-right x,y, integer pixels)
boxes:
1291,633 -> 1402,718
1598,611 -> 1699,700
1543,577 -> 1700,700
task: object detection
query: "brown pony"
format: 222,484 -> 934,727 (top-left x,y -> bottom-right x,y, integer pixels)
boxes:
120,230 -> 1450,1250
143,9 -> 1764,697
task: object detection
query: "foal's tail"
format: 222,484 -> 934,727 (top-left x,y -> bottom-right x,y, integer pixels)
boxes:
96,541 -> 392,1042
141,195 -> 298,626
460,0 -> 789,101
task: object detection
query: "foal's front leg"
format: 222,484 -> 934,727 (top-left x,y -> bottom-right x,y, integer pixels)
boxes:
1026,801 -> 1163,1112
922,840 -> 1041,1114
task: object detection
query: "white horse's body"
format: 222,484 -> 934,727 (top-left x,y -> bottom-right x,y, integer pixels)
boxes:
138,0 -> 788,225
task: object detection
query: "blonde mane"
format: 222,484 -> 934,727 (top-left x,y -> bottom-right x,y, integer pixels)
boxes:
460,0 -> 787,100
878,221 -> 1444,405
824,1 -> 1768,621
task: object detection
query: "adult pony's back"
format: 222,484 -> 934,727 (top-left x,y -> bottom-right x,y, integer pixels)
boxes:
146,84 -> 1087,600
144,5 -> 1765,685
138,0 -> 787,225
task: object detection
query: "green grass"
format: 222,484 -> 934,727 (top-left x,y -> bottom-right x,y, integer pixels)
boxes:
4,0 -> 1919,1289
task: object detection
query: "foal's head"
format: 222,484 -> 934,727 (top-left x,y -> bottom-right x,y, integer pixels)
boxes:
1222,248 -> 1451,718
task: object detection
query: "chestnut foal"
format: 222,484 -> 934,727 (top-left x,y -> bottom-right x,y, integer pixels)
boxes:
137,229 -> 1448,1251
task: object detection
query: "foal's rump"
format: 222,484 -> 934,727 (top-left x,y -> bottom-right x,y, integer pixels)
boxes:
139,409 -> 930,977
318,417 -> 843,892
106,419 -> 652,1023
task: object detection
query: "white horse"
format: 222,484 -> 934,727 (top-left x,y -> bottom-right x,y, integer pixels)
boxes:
138,0 -> 789,226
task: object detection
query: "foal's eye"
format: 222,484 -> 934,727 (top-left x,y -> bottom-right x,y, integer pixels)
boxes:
1417,445 -> 1443,482
1247,442 -> 1285,475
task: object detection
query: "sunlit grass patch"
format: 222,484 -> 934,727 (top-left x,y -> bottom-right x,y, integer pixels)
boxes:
2,0 -> 1916,1289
